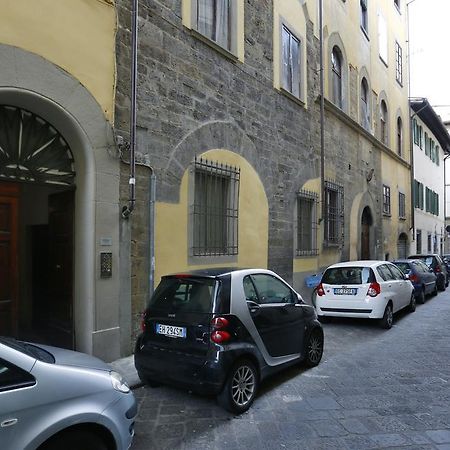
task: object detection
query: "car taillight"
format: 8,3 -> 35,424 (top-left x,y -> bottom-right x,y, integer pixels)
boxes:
409,273 -> 419,283
367,282 -> 381,297
316,283 -> 325,296
435,266 -> 441,273
211,316 -> 231,344
140,311 -> 147,332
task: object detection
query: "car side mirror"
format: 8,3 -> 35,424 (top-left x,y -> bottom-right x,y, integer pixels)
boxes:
404,273 -> 410,280
296,293 -> 305,304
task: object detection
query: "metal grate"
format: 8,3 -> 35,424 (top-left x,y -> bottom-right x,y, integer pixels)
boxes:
324,180 -> 344,246
192,156 -> 240,256
296,189 -> 318,256
0,105 -> 75,185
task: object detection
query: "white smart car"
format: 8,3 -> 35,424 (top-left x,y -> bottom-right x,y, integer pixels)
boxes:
315,260 -> 415,328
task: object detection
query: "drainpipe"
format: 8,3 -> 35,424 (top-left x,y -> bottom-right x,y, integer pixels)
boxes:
149,171 -> 156,298
122,0 -> 139,219
319,0 -> 325,223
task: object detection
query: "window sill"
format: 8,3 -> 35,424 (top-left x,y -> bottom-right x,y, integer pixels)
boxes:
188,253 -> 238,265
279,87 -> 306,108
399,216 -> 406,221
295,250 -> 319,257
190,29 -> 240,63
383,213 -> 391,218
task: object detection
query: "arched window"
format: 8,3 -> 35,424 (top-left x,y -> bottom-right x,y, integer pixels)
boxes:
331,46 -> 343,109
397,116 -> 403,156
360,78 -> 370,131
380,100 -> 388,145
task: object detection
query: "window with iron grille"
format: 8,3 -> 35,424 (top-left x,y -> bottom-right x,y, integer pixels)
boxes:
296,190 -> 318,256
395,41 -> 403,85
383,185 -> 391,215
324,181 -> 344,245
192,157 -> 240,256
399,192 -> 406,219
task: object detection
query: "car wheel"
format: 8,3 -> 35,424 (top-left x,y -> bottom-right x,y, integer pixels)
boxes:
408,294 -> 416,312
217,359 -> 258,414
304,328 -> 324,367
417,288 -> 426,304
380,304 -> 393,329
39,429 -> 108,450
432,283 -> 438,296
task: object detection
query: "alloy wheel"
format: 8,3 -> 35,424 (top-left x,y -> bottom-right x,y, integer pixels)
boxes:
307,331 -> 323,365
231,365 -> 256,407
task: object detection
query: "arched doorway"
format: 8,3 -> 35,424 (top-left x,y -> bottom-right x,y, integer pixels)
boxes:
397,233 -> 408,259
0,105 -> 76,348
361,206 -> 373,259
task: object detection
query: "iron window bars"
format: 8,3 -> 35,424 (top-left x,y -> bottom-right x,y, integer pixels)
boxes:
324,180 -> 344,246
296,189 -> 319,256
192,156 -> 240,256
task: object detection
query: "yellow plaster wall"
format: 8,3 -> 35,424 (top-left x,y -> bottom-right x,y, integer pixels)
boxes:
323,0 -> 410,160
154,149 -> 269,284
0,0 -> 116,122
273,0 -> 308,104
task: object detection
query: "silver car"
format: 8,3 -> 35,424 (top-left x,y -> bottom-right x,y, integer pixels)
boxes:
0,337 -> 136,450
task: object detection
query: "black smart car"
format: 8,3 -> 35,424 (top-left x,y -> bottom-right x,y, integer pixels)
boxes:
134,268 -> 323,413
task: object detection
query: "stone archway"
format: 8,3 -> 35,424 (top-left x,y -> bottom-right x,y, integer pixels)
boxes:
0,44 -> 121,359
361,206 -> 373,260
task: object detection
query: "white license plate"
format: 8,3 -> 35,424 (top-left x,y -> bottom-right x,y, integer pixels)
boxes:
334,288 -> 358,295
156,323 -> 186,338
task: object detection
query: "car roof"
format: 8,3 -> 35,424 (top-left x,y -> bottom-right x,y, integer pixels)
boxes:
164,267 -> 264,278
325,260 -> 389,269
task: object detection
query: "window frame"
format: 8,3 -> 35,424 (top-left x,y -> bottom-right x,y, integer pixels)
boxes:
331,46 -> 343,109
0,358 -> 36,393
416,229 -> 422,253
360,77 -> 371,131
190,156 -> 240,258
396,116 -> 403,156
189,0 -> 240,58
360,0 -> 369,36
395,41 -> 403,86
324,180 -> 344,246
380,100 -> 388,145
383,184 -> 391,216
296,190 -> 319,256
398,191 -> 406,219
280,22 -> 303,102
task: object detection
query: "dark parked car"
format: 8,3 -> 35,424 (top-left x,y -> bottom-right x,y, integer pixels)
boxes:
442,254 -> 450,275
134,268 -> 323,413
392,259 -> 438,303
407,254 -> 449,291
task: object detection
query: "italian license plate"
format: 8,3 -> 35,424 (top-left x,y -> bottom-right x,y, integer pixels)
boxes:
156,324 -> 186,338
334,288 -> 357,295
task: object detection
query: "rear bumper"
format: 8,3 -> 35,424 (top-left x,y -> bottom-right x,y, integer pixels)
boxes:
316,298 -> 386,319
134,335 -> 228,395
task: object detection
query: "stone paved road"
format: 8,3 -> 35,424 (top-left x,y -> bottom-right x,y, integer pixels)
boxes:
131,290 -> 450,450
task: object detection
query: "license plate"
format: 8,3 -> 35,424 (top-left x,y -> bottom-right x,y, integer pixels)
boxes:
156,324 -> 186,338
334,288 -> 357,295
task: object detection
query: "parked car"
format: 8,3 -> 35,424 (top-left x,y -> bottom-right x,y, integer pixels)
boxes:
134,268 -> 323,413
441,254 -> 450,275
392,259 -> 438,303
0,337 -> 136,450
407,254 -> 449,291
315,260 -> 415,329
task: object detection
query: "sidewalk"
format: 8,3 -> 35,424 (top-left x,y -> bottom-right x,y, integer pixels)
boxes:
110,354 -> 142,389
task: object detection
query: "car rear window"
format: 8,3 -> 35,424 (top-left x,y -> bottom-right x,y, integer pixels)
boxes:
393,262 -> 411,274
149,276 -> 216,313
321,267 -> 374,285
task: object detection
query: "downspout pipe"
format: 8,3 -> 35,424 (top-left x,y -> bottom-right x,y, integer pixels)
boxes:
149,171 -> 156,298
319,0 -> 325,223
122,0 -> 139,219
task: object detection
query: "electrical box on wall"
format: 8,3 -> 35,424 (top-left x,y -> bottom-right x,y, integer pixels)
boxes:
100,252 -> 112,278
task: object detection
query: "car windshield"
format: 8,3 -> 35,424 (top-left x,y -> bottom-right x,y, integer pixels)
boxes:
149,276 -> 216,313
0,337 -> 55,363
321,267 -> 374,285
393,262 -> 411,274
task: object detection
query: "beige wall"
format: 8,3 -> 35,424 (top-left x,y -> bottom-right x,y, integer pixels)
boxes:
0,0 -> 116,122
155,149 -> 269,284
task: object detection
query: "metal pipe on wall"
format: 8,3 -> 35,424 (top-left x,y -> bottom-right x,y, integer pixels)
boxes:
149,171 -> 156,299
122,0 -> 139,219
319,0 -> 325,223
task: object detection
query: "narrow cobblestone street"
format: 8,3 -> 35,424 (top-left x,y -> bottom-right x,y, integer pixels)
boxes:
131,290 -> 450,450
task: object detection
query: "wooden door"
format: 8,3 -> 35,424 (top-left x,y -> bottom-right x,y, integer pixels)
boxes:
0,183 -> 19,336
46,190 -> 74,349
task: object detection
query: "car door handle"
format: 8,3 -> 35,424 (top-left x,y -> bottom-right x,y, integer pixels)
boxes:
247,301 -> 260,313
1,418 -> 18,428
